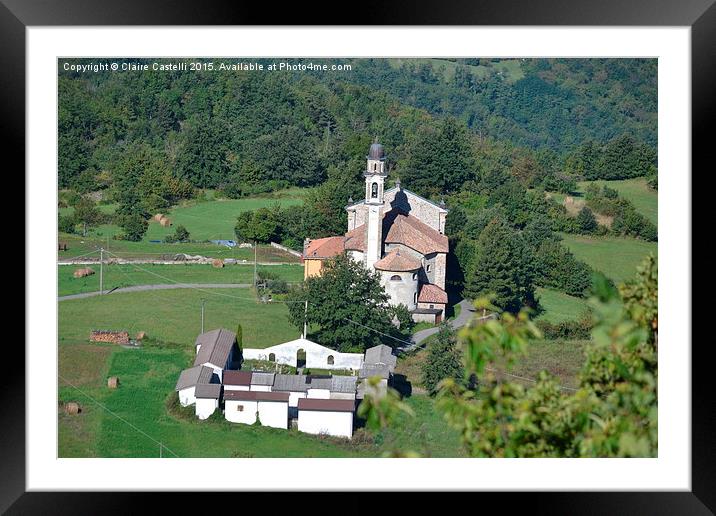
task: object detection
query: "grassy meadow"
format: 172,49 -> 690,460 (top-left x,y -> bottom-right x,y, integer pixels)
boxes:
59,288 -> 300,349
535,288 -> 590,323
560,233 -> 657,284
58,263 -> 303,296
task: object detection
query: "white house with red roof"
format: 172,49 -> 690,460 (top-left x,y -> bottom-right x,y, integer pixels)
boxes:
303,141 -> 450,323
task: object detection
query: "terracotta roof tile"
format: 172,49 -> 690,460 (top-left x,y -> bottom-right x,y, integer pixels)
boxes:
373,249 -> 421,272
384,213 -> 449,255
303,236 -> 345,259
418,283 -> 448,304
344,224 -> 366,252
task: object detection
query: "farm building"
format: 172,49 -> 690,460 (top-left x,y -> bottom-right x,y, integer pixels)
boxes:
175,329 -> 397,438
297,398 -> 356,438
224,391 -> 290,429
194,328 -> 238,380
195,383 -> 222,420
175,365 -> 217,407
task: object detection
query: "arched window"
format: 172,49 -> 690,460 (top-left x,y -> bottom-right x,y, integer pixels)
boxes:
373,163 -> 377,171
327,355 -> 335,366
413,292 -> 417,304
371,182 -> 378,198
426,264 -> 432,273
390,275 -> 402,281
268,353 -> 275,362
412,273 -> 418,281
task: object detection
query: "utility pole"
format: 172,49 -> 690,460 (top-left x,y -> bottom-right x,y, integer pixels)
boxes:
201,299 -> 205,334
99,247 -> 104,295
159,442 -> 163,458
302,300 -> 308,339
253,242 -> 257,288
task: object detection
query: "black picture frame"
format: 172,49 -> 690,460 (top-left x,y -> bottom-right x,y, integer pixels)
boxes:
6,0 -> 709,512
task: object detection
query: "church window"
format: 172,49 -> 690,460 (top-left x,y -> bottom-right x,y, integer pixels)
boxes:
327,355 -> 335,365
413,292 -> 417,304
371,182 -> 378,198
390,275 -> 402,281
426,264 -> 432,273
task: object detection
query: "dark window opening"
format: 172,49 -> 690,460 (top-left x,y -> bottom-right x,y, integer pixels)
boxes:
371,182 -> 378,198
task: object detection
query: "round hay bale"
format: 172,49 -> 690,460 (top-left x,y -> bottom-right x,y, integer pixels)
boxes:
107,376 -> 120,389
73,267 -> 95,278
212,258 -> 224,269
153,213 -> 164,222
159,216 -> 172,227
135,331 -> 146,341
65,402 -> 81,415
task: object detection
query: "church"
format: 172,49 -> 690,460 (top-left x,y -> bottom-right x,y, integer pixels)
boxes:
303,142 -> 449,324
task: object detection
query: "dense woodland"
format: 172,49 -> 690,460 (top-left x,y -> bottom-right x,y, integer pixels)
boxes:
59,58 -> 658,313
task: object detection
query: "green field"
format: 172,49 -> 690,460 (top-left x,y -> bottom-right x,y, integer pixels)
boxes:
508,339 -> 589,390
58,188 -> 307,258
59,288 -> 300,348
535,288 -> 590,323
560,233 -> 657,284
58,263 -> 302,296
548,178 -> 657,225
58,340 -> 464,458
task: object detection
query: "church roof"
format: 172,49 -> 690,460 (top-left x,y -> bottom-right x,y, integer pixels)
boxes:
345,186 -> 448,213
418,283 -> 448,304
303,236 -> 345,260
374,249 -> 421,272
384,213 -> 449,255
344,224 -> 366,252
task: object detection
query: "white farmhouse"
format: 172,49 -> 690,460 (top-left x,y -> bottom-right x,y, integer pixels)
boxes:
174,365 -> 217,407
194,383 -> 222,420
224,390 -> 290,429
297,398 -> 355,439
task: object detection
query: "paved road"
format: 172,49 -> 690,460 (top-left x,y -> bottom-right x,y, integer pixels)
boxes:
58,283 -> 253,301
398,299 -> 477,353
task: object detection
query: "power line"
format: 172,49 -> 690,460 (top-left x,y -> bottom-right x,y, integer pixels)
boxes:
59,375 -> 180,458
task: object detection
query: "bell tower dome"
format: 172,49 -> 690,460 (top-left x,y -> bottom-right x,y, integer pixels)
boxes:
365,140 -> 387,205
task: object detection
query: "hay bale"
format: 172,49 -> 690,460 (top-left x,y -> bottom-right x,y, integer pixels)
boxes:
212,258 -> 224,268
65,402 -> 81,415
73,267 -> 95,278
153,213 -> 164,222
159,216 -> 172,227
136,331 -> 146,341
107,377 -> 120,389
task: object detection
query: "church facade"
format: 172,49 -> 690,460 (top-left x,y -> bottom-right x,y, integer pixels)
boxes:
303,142 -> 449,324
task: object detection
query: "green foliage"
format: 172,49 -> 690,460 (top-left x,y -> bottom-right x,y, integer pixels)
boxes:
534,241 -> 593,297
421,324 -> 464,395
236,324 -> 243,350
164,225 -> 190,243
463,218 -> 536,313
117,213 -> 148,242
535,313 -> 593,340
234,206 -> 282,244
59,214 -> 76,234
576,207 -> 598,233
584,184 -> 657,241
284,255 -> 404,352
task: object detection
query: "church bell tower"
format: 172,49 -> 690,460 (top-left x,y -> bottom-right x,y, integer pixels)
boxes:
364,140 -> 387,270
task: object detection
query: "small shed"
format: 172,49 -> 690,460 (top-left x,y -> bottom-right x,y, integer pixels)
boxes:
222,370 -> 252,392
194,383 -> 222,420
175,365 -> 216,407
297,398 -> 355,439
224,390 -> 289,429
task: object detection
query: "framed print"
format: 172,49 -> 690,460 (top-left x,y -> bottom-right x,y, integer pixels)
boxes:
6,0 -> 711,511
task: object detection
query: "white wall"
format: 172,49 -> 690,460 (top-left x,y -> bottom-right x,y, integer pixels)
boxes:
224,385 -> 250,391
224,399 -> 258,425
257,401 -> 288,429
285,391 -> 306,408
307,388 -> 331,399
381,269 -> 418,310
178,387 -> 196,407
298,410 -> 353,439
250,385 -> 272,392
242,338 -> 363,370
195,398 -> 218,420
330,392 -> 356,401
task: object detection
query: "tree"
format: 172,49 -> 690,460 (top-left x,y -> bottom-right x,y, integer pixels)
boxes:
421,324 -> 463,395
236,324 -> 243,351
576,206 -> 598,233
284,255 -> 400,352
463,218 -> 536,313
164,225 -> 190,243
73,197 -> 103,236
118,213 -> 148,242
